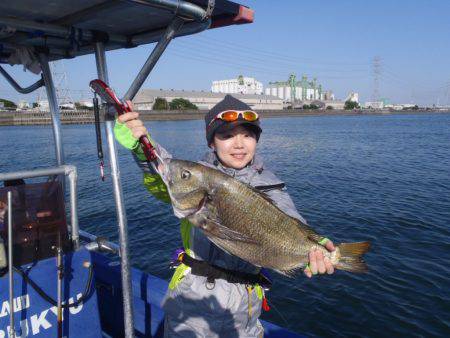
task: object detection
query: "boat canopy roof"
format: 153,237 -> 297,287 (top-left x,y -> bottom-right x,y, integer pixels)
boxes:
0,0 -> 253,63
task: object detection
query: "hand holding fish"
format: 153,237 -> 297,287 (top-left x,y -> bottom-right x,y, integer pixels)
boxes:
304,240 -> 335,278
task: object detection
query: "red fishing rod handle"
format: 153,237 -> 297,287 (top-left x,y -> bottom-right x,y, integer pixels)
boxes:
89,79 -> 131,114
89,79 -> 158,162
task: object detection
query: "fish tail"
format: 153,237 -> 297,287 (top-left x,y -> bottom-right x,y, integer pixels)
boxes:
335,241 -> 370,273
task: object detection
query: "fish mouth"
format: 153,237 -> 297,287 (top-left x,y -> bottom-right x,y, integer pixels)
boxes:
171,189 -> 208,218
185,195 -> 208,217
159,158 -> 171,185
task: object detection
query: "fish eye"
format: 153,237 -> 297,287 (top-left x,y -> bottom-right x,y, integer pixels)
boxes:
181,170 -> 191,180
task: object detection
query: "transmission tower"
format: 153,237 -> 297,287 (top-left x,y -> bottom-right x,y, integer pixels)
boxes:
36,60 -> 73,110
446,81 -> 450,107
372,56 -> 381,102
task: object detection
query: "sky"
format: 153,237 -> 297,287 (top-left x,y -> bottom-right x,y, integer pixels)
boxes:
1,0 -> 450,106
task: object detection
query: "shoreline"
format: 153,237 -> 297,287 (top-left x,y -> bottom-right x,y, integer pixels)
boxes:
0,108 -> 449,126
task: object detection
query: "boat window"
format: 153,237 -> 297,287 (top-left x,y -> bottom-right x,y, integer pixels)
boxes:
0,180 -> 72,267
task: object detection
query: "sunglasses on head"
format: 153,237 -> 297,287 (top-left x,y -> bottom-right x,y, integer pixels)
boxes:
209,110 -> 259,126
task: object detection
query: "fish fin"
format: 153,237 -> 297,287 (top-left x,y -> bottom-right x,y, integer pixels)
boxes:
336,260 -> 369,273
246,184 -> 276,204
203,219 -> 258,244
307,232 -> 326,244
188,210 -> 257,244
206,236 -> 236,257
274,267 -> 303,278
336,242 -> 371,273
339,241 -> 371,256
291,219 -> 327,244
302,225 -> 327,245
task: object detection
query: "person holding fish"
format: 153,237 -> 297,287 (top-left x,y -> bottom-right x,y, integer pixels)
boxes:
114,95 -> 368,337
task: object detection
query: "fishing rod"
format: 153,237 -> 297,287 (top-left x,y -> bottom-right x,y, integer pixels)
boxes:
89,79 -> 162,171
92,93 -> 105,181
56,243 -> 63,338
7,191 -> 16,338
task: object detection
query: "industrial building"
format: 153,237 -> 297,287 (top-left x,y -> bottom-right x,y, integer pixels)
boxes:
211,75 -> 263,95
133,89 -> 283,110
17,100 -> 31,109
345,92 -> 359,103
364,101 -> 384,109
35,100 -> 75,110
265,74 -> 334,103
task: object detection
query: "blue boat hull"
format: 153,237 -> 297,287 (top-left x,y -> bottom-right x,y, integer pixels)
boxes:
0,248 -> 302,337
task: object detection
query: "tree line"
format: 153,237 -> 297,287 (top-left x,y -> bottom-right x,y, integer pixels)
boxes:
0,97 -> 199,111
153,97 -> 198,110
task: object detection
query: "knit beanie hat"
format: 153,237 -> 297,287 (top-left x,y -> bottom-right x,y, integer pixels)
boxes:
205,94 -> 262,145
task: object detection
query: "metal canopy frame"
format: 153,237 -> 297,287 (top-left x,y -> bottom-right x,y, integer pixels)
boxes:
0,1 -> 253,337
0,66 -> 44,94
0,0 -> 252,63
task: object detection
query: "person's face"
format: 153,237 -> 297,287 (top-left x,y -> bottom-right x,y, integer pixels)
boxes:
211,125 -> 257,169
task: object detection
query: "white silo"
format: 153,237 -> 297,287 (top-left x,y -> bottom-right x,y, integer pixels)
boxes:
271,87 -> 277,97
276,86 -> 282,99
285,87 -> 290,101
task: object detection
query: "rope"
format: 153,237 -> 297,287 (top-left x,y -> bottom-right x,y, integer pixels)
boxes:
12,262 -> 94,309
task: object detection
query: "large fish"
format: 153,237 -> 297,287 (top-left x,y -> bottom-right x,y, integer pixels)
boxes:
161,159 -> 370,275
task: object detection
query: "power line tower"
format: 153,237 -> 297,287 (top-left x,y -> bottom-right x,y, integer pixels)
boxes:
372,56 -> 381,102
446,81 -> 450,107
52,61 -> 73,107
36,60 -> 73,110
36,84 -> 47,110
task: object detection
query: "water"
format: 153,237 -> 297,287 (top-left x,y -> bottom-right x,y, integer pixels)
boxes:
1,113 -> 449,337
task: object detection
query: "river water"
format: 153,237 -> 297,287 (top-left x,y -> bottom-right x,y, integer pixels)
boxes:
1,112 -> 449,337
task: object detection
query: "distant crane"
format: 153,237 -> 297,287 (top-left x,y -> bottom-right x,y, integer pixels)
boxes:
288,74 -> 296,103
301,75 -> 308,101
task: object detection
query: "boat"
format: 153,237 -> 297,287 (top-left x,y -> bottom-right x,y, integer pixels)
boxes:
0,1 -> 303,337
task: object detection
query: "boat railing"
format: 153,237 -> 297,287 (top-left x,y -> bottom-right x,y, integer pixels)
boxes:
80,229 -> 121,256
0,165 -> 76,338
0,165 -> 80,247
0,165 -> 122,256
